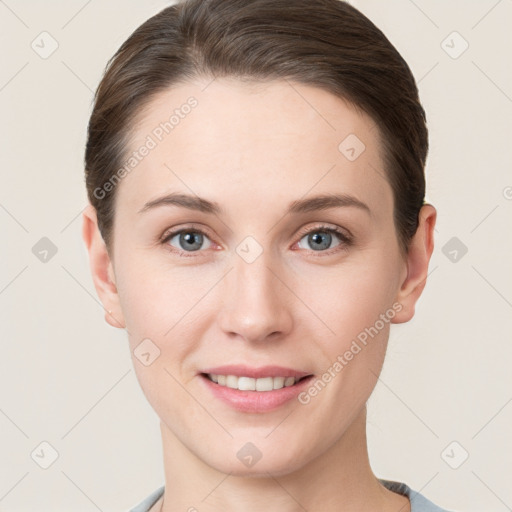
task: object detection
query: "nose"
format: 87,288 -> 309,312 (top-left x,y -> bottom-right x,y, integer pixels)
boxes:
216,249 -> 293,344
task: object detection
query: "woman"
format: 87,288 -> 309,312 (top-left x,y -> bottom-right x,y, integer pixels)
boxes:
82,0 -> 450,510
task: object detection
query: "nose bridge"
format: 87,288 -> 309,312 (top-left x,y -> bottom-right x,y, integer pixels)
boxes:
217,241 -> 292,342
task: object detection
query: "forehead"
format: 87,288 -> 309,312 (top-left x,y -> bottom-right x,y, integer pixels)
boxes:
115,77 -> 391,218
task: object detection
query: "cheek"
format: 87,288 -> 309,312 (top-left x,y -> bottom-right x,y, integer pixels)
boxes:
293,252 -> 400,357
115,255 -> 208,342
114,256 -> 214,411
118,261 -> 205,424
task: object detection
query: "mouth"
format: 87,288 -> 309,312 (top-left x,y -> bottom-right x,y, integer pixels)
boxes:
201,372 -> 313,391
198,365 -> 315,413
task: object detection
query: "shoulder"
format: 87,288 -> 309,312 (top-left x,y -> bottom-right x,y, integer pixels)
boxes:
127,485 -> 165,512
129,481 -> 454,512
379,478 -> 454,512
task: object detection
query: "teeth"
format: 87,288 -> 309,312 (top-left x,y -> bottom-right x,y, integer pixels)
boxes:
255,377 -> 273,391
284,376 -> 295,387
207,374 -> 301,391
273,376 -> 285,389
226,375 -> 238,389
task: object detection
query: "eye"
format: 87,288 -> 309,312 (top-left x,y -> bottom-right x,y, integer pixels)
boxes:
295,225 -> 352,253
160,224 -> 352,257
162,228 -> 213,255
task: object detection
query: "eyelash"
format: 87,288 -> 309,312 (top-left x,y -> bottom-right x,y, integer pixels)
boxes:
160,224 -> 353,258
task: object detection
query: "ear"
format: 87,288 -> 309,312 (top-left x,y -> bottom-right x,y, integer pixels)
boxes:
392,204 -> 437,324
82,204 -> 126,329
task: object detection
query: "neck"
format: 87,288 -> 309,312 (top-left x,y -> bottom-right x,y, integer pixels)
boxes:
157,407 -> 407,512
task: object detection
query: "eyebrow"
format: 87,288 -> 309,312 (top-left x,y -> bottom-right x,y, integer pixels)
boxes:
137,192 -> 371,216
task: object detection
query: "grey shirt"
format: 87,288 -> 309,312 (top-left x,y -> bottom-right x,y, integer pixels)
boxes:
128,479 -> 453,511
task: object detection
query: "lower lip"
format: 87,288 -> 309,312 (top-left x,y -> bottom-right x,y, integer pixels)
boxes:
199,374 -> 315,413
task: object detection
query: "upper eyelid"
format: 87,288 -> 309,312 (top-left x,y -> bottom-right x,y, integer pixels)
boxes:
296,223 -> 351,239
161,223 -> 215,242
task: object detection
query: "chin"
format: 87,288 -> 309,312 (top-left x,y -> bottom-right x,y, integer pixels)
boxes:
201,443 -> 308,478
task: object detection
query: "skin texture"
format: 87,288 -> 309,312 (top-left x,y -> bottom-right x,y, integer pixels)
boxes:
82,78 -> 436,512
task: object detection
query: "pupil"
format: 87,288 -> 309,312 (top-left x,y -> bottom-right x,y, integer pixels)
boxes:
310,232 -> 330,250
182,232 -> 202,250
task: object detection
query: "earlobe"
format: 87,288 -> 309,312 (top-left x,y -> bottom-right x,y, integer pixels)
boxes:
392,204 -> 437,324
82,204 -> 126,329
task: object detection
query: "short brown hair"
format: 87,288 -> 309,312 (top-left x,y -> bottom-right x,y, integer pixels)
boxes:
85,0 -> 428,255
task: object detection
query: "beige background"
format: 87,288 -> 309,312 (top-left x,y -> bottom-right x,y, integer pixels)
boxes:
1,0 -> 511,510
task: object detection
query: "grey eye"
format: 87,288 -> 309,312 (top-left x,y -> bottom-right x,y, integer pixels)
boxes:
168,231 -> 212,252
297,230 -> 342,251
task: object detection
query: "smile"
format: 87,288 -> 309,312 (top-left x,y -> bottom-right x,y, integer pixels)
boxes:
205,373 -> 309,391
199,365 -> 314,412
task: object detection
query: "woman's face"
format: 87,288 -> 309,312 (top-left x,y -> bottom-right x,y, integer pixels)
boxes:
87,78 -> 425,476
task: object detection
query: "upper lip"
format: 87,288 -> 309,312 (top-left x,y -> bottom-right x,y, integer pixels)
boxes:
200,365 -> 312,379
